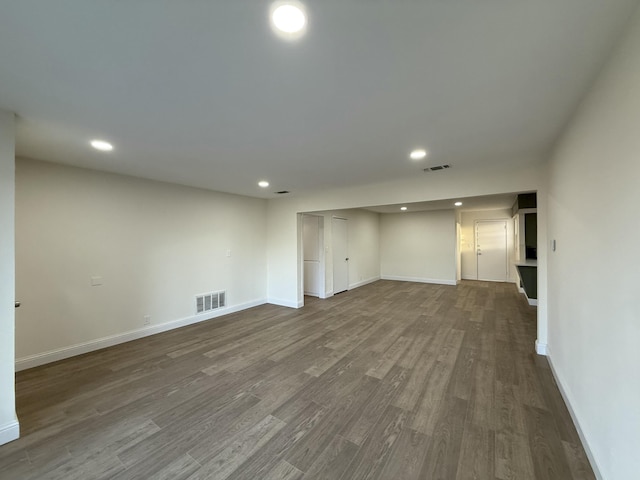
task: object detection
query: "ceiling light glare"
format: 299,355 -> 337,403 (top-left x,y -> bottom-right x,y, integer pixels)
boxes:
258,180 -> 270,188
271,1 -> 307,38
400,207 -> 408,211
90,139 -> 113,152
454,201 -> 463,206
410,149 -> 427,160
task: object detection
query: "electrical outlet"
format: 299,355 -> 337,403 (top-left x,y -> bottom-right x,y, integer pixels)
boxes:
143,315 -> 151,326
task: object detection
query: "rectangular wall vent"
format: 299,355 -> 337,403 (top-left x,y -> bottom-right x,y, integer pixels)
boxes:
196,290 -> 226,314
423,164 -> 451,172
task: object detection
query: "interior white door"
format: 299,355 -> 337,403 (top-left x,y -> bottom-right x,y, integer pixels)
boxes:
476,220 -> 508,282
303,215 -> 321,296
332,217 -> 349,294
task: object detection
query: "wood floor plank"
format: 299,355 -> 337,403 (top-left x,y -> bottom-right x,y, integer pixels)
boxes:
262,460 -> 304,480
419,396 -> 468,480
391,336 -> 439,412
115,393 -> 260,474
456,423 -> 495,480
396,333 -> 430,369
143,454 -> 201,480
285,375 -> 379,471
495,380 -> 527,436
562,440 -> 596,480
341,365 -> 408,445
365,335 -> 412,379
467,360 -> 496,430
301,435 -> 358,480
449,345 -> 479,401
1,280 -> 595,480
225,401 -> 327,480
523,404 -> 574,480
411,360 -> 456,435
376,428 -> 429,480
495,431 -> 535,480
337,405 -> 407,480
184,415 -> 285,480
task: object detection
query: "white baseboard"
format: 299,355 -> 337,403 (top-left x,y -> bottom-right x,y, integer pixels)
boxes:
547,351 -> 603,480
349,276 -> 380,290
320,291 -> 333,299
535,339 -> 548,356
0,420 -> 19,446
381,275 -> 456,286
267,297 -> 303,309
15,298 -> 267,371
516,284 -> 538,306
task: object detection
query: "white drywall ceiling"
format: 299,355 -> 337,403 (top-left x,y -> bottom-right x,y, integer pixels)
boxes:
0,0 -> 637,197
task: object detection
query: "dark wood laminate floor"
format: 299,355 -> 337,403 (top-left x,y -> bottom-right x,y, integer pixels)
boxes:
0,280 -> 595,480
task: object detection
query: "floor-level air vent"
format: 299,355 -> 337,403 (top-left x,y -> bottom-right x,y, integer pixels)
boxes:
423,164 -> 451,172
196,291 -> 226,314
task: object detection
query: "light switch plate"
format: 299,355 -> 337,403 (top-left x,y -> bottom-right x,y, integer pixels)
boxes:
91,276 -> 103,286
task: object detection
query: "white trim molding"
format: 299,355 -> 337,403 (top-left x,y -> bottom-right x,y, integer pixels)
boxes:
381,275 -> 456,286
16,298 -> 266,371
547,353 -> 603,480
267,297 -> 303,309
0,420 -> 19,446
348,276 -> 380,290
535,339 -> 548,356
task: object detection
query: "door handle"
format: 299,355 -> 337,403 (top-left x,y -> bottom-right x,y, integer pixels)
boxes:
15,301 -> 20,308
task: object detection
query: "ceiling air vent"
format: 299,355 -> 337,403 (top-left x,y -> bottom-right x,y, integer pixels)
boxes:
196,290 -> 227,314
275,190 -> 290,195
423,164 -> 451,172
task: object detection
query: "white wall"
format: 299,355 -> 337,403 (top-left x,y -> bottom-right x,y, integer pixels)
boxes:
15,158 -> 268,369
546,5 -> 640,479
380,210 -> 456,285
0,111 -> 19,445
460,209 -> 516,283
305,208 -> 380,297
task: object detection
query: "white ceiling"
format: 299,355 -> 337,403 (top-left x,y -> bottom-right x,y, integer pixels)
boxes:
1,1 -> 637,198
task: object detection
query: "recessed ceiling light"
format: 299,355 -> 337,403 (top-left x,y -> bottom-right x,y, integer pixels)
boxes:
258,180 -> 270,188
454,201 -> 463,207
400,207 -> 408,211
271,2 -> 307,36
90,139 -> 113,152
410,149 -> 427,160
